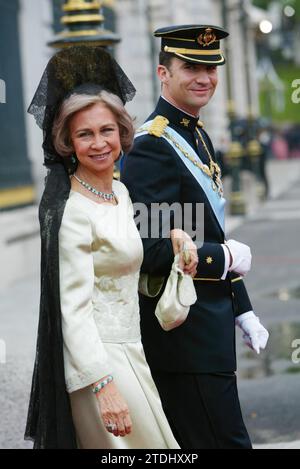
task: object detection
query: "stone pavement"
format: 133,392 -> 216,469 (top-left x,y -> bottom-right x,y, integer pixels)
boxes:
225,158 -> 300,234
255,440 -> 300,449
0,274 -> 38,449
0,158 -> 299,449
232,166 -> 300,450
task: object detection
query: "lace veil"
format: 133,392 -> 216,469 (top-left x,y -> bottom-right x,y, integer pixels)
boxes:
24,46 -> 136,448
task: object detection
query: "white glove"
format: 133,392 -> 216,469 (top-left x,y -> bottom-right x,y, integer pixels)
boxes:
225,239 -> 252,277
236,311 -> 269,354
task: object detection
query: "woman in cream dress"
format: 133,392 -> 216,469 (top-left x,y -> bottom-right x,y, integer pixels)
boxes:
54,87 -> 179,449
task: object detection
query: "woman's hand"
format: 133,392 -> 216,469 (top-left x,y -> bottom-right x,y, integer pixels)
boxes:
170,229 -> 198,277
95,381 -> 132,437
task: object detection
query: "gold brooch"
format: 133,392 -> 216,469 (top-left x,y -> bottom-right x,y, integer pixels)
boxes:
180,118 -> 190,127
206,256 -> 213,264
197,28 -> 217,47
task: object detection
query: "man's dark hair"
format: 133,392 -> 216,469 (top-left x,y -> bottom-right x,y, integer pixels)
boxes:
159,51 -> 175,69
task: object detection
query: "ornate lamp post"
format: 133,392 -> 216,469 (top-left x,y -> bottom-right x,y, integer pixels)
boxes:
246,114 -> 266,200
48,0 -> 120,49
226,103 -> 247,215
222,0 -> 246,216
240,0 -> 266,201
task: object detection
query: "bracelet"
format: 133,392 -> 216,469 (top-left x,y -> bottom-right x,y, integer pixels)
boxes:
92,375 -> 113,394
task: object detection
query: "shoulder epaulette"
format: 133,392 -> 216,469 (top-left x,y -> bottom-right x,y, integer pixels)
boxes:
148,116 -> 169,137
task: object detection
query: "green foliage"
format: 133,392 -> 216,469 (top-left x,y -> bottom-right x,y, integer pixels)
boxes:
253,0 -> 300,20
284,366 -> 300,374
259,64 -> 300,123
252,0 -> 272,8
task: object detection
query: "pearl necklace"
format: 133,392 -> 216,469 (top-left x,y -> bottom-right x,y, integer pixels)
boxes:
73,174 -> 116,202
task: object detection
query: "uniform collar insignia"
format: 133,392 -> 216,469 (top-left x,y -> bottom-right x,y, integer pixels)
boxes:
156,97 -> 198,132
180,118 -> 190,127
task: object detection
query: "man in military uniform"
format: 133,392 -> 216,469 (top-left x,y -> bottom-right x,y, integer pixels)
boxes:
121,25 -> 269,449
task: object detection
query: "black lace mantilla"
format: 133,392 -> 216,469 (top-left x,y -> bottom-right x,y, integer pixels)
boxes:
28,45 -> 135,169
25,165 -> 76,448
25,46 -> 136,448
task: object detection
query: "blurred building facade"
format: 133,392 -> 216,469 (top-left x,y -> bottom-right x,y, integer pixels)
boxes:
117,0 -> 261,142
0,0 -> 261,288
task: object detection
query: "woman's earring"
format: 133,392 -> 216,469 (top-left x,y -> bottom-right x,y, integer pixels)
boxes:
71,153 -> 77,165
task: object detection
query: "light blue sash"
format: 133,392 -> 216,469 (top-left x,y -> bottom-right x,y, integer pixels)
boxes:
135,121 -> 226,232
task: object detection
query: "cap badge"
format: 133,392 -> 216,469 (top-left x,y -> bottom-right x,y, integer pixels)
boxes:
180,118 -> 190,127
197,28 -> 217,47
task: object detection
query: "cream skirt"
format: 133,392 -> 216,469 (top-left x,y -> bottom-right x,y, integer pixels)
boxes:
69,341 -> 180,449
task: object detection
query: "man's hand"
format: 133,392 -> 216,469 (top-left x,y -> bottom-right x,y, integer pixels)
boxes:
236,311 -> 269,354
170,229 -> 198,277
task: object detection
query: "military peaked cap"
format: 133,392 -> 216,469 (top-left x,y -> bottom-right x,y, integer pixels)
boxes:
154,24 -> 229,65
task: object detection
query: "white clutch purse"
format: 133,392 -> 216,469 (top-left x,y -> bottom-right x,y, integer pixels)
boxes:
139,254 -> 197,331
